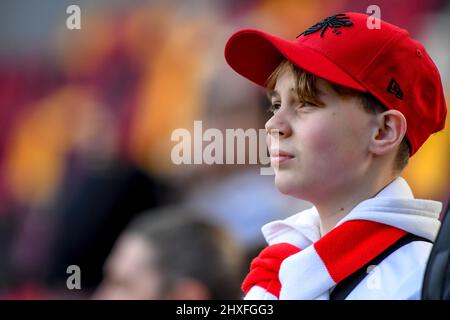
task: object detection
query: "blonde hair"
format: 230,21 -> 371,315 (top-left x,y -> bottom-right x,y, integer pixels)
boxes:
265,60 -> 324,107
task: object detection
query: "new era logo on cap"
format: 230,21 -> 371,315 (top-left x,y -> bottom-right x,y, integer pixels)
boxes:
387,79 -> 404,100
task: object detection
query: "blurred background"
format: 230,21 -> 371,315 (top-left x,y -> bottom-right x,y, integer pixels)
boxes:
0,0 -> 448,299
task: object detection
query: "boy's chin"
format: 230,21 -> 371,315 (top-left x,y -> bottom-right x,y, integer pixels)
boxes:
274,175 -> 308,199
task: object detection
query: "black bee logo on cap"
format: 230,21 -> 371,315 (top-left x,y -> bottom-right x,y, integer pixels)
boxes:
296,13 -> 354,38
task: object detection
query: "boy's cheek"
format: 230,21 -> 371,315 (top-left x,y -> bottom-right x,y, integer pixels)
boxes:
300,124 -> 339,153
302,117 -> 359,153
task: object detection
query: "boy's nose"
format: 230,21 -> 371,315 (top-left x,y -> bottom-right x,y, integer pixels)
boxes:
265,114 -> 292,138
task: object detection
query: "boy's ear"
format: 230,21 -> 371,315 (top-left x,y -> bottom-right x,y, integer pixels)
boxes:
369,110 -> 407,156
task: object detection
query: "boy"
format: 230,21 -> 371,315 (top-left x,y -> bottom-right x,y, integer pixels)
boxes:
224,12 -> 447,299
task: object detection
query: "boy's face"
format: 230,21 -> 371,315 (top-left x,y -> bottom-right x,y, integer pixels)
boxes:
266,70 -> 376,201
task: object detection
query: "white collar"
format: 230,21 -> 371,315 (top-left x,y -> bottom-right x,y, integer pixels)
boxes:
371,176 -> 414,199
262,176 -> 442,245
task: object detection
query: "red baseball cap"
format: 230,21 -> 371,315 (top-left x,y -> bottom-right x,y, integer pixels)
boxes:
224,12 -> 447,156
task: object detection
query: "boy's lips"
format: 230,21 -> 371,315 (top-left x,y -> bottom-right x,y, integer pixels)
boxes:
270,149 -> 295,165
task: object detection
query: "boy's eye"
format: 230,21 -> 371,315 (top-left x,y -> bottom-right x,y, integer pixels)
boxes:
268,103 -> 281,114
296,101 -> 317,110
267,101 -> 318,114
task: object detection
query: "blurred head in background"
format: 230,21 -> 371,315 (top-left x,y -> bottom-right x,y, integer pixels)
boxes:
93,206 -> 244,300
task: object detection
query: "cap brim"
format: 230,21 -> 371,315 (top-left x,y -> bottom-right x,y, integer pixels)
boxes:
224,29 -> 366,91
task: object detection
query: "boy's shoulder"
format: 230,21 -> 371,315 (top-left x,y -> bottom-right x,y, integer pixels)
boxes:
347,240 -> 433,300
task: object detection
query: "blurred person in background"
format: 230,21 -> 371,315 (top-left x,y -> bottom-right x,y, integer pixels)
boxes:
1,5 -> 178,297
93,206 -> 244,300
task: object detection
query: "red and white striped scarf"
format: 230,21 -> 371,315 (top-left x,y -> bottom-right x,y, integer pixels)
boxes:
242,220 -> 408,300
